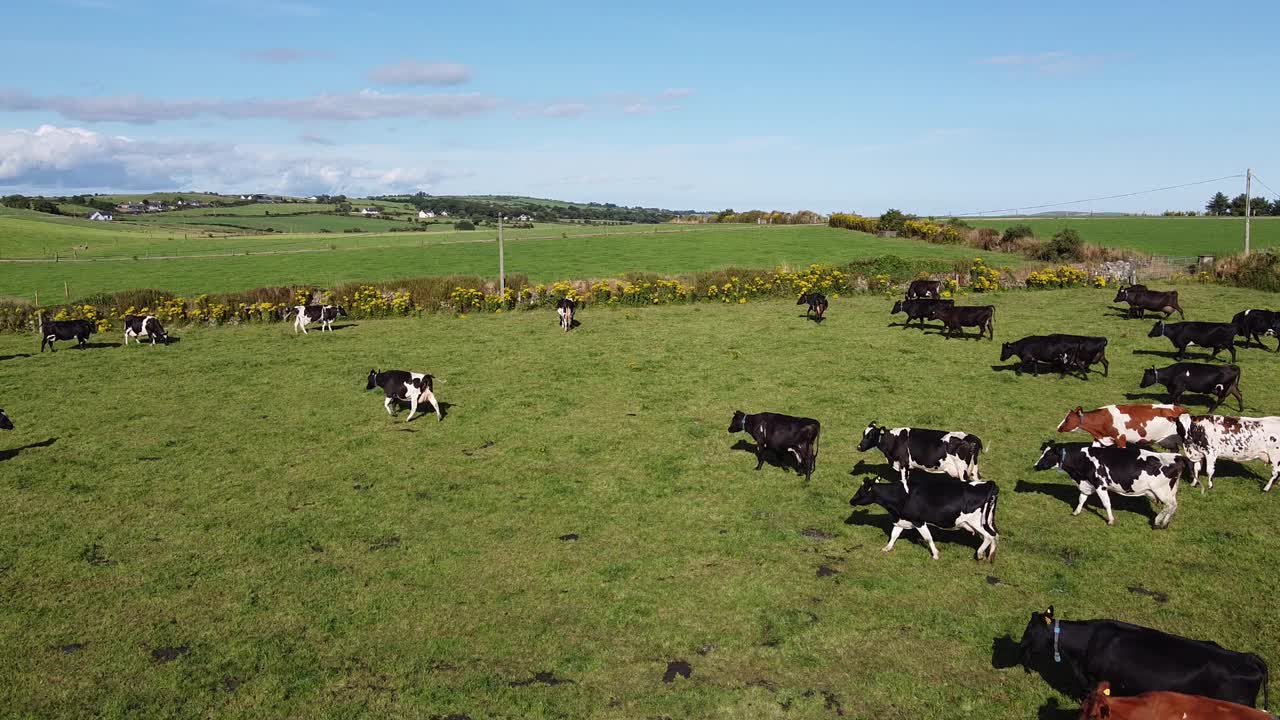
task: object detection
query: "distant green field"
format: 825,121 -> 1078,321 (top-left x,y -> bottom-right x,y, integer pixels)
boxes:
969,217 -> 1279,256
126,213 -> 417,234
0,225 -> 1023,300
158,204 -> 338,217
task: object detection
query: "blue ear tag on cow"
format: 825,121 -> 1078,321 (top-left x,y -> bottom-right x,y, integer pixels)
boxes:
1052,620 -> 1062,663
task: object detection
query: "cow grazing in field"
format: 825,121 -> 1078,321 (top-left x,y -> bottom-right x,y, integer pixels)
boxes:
1018,606 -> 1269,708
847,476 -> 999,561
38,316 -> 95,352
1056,404 -> 1189,449
292,304 -> 346,334
1183,414 -> 1280,491
858,421 -> 983,492
1033,443 -> 1185,527
1232,308 -> 1280,352
905,279 -> 941,300
0,410 -> 11,430
1141,363 -> 1243,413
1081,681 -> 1274,720
556,297 -> 576,332
1114,286 -> 1184,319
728,410 -> 820,482
1000,335 -> 1109,378
366,369 -> 442,422
890,298 -> 954,329
796,292 -> 828,321
1149,320 -> 1237,362
123,315 -> 168,346
934,305 -> 994,340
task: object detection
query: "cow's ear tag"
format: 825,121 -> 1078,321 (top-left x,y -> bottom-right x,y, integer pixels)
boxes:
1102,688 -> 1110,696
1043,617 -> 1051,625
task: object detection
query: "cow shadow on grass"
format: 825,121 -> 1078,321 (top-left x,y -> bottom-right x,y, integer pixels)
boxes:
989,362 -> 1083,379
849,460 -> 897,483
887,320 -> 942,331
1131,348 -> 1229,362
396,400 -> 453,423
729,439 -> 808,479
991,635 -> 1082,711
1121,391 -> 1226,410
1014,479 -> 1157,525
77,342 -> 121,350
0,353 -> 32,361
842,508 -> 985,555
924,328 -> 988,341
0,437 -> 57,462
798,313 -> 827,325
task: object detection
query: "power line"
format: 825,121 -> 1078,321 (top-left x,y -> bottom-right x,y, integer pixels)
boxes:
1251,172 -> 1278,198
951,173 -> 1246,217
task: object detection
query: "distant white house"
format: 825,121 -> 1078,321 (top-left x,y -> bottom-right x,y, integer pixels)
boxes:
439,210 -> 449,217
360,207 -> 381,216
418,210 -> 436,219
306,196 -> 319,202
88,211 -> 113,222
516,214 -> 531,222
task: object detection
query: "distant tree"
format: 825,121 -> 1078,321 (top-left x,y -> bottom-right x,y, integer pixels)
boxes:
29,198 -> 61,215
454,220 -> 476,231
1042,228 -> 1084,261
1250,196 -> 1271,216
1272,198 -> 1280,217
878,208 -> 909,232
1205,192 -> 1230,216
1001,224 -> 1035,243
2,194 -> 29,209
1230,193 -> 1248,216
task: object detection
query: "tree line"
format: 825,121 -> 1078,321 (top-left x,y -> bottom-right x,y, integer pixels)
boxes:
1201,192 -> 1280,217
376,193 -> 699,224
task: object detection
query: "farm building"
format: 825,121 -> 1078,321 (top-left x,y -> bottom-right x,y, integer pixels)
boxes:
418,210 -> 435,219
360,208 -> 381,216
88,211 -> 112,221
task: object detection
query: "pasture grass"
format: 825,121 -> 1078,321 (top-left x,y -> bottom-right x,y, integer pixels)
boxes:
0,225 -> 1024,300
2,284 -> 1278,718
968,217 -> 1280,256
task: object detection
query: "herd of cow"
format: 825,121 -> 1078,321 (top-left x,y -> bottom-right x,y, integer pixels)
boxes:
730,279 -> 1279,715
15,284 -> 1280,716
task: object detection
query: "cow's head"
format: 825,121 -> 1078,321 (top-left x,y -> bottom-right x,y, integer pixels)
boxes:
1113,287 -> 1129,303
1033,442 -> 1063,471
335,306 -> 348,317
1056,407 -> 1085,433
0,409 -> 12,431
999,342 -> 1014,361
857,422 -> 882,452
1147,321 -> 1165,338
366,369 -> 379,390
728,410 -> 747,434
1080,682 -> 1114,720
148,318 -> 169,344
890,301 -> 904,315
848,477 -> 879,507
1139,366 -> 1160,388
1017,605 -> 1056,667
796,294 -> 809,305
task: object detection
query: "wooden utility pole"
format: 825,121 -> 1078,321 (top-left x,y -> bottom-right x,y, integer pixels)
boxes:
497,213 -> 505,294
1244,168 -> 1252,256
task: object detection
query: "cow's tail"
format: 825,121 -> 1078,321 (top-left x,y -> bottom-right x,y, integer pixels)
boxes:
1175,413 -> 1190,446
987,306 -> 995,340
1250,652 -> 1269,711
984,485 -> 1000,561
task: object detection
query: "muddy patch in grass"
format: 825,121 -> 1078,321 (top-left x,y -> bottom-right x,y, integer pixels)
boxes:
800,528 -> 833,542
509,670 -> 574,687
80,544 -> 114,567
986,575 -> 1001,585
221,675 -> 240,692
151,645 -> 189,663
1127,585 -> 1169,603
461,440 -> 495,457
369,536 -> 400,551
817,565 -> 840,577
57,642 -> 85,654
662,660 -> 692,683
558,533 -> 579,541
696,644 -> 717,656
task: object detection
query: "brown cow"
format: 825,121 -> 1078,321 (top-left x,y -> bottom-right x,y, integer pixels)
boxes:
1081,681 -> 1272,720
1057,404 -> 1190,449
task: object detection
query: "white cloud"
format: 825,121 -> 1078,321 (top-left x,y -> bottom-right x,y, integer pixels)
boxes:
368,60 -> 472,86
0,125 -> 452,195
241,47 -> 333,64
660,88 -> 694,99
534,103 -> 592,118
976,51 -> 1107,74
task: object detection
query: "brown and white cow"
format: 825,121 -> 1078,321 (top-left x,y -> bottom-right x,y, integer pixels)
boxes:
1183,414 -> 1280,492
1057,404 -> 1190,449
1081,681 -> 1273,720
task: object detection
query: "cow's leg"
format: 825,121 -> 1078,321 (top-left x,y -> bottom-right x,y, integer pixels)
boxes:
123,331 -> 129,346
915,524 -> 940,560
1073,490 -> 1090,516
384,397 -> 396,416
1203,455 -> 1216,490
753,442 -> 766,470
1228,344 -> 1237,363
882,521 -> 910,553
419,388 -> 442,421
898,465 -> 909,493
968,459 -> 980,483
1096,490 -> 1116,525
1175,343 -> 1186,360
1230,383 -> 1244,412
405,393 -> 419,422
1265,459 -> 1279,492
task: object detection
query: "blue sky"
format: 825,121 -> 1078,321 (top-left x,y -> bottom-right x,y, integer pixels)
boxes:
0,0 -> 1276,213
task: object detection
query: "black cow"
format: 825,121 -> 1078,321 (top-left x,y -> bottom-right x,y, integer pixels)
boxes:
556,298 -> 576,332
1148,321 -> 1236,362
39,317 -> 95,352
858,421 -> 983,491
1018,606 -> 1269,707
366,369 -> 442,422
1115,286 -> 1184,319
906,279 -> 941,300
1232,309 -> 1280,351
728,410 -> 820,481
935,305 -> 994,340
1000,335 -> 1108,378
123,314 -> 168,346
890,299 -> 954,329
0,410 -> 12,430
796,292 -> 828,321
1141,363 -> 1243,412
292,304 -> 346,334
847,476 -> 999,561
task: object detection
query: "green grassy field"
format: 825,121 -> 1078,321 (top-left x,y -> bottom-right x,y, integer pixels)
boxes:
969,217 -> 1280,256
2,284 -> 1277,719
0,224 -> 1022,300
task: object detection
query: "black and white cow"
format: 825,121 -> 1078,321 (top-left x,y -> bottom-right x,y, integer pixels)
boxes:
847,476 -> 999,561
1232,308 -> 1280,352
1033,442 -> 1186,528
1115,285 -> 1184,319
123,315 -> 168,346
890,298 -> 954,329
857,421 -> 983,492
556,298 -> 576,332
1000,335 -> 1108,378
366,369 -> 442,422
1140,363 -> 1243,413
1148,321 -> 1237,362
796,292 -> 828,320
934,305 -> 994,340
1018,606 -> 1270,707
1183,414 -> 1280,491
39,317 -> 95,352
728,410 -> 820,481
0,409 -> 12,430
906,279 -> 941,300
292,304 -> 346,334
